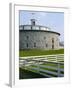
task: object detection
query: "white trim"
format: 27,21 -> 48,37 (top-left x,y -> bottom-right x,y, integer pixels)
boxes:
9,3 -> 70,87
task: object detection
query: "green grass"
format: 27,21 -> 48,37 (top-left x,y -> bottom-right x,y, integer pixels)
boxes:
20,62 -> 64,78
29,63 -> 64,73
19,68 -> 46,79
19,49 -> 64,78
19,49 -> 64,57
41,63 -> 64,68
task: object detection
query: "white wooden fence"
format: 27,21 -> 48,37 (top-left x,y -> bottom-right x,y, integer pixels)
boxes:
19,54 -> 64,78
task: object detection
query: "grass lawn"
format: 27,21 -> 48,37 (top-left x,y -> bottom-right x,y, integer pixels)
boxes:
19,49 -> 64,57
29,62 -> 64,74
19,68 -> 46,79
19,49 -> 64,79
19,62 -> 64,78
30,63 -> 64,69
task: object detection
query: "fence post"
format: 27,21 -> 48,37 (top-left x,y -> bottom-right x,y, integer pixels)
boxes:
57,55 -> 61,77
23,60 -> 26,69
37,60 -> 40,73
58,63 -> 60,77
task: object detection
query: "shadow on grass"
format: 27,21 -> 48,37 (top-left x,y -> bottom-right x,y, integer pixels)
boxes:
19,68 -> 46,79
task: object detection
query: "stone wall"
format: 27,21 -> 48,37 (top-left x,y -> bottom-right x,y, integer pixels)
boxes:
19,30 -> 60,50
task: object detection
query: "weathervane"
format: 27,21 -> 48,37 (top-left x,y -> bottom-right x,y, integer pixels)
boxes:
31,12 -> 36,20
30,12 -> 36,25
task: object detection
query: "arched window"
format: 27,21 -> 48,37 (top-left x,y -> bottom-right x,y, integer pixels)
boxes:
52,38 -> 54,49
27,36 -> 29,40
34,42 -> 36,47
46,43 -> 48,47
26,43 -> 28,48
44,36 -> 46,40
52,38 -> 54,43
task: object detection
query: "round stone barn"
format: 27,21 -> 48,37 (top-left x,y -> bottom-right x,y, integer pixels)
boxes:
19,19 -> 60,50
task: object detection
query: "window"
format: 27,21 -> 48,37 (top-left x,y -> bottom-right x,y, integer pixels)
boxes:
19,26 -> 23,30
44,36 -> 46,39
52,38 -> 54,43
34,43 -> 36,47
52,44 -> 54,49
24,26 -> 31,30
26,43 -> 28,48
33,21 -> 35,25
32,26 -> 39,30
31,26 -> 32,30
52,38 -> 54,49
46,43 -> 48,47
27,36 -> 29,40
40,27 -> 46,30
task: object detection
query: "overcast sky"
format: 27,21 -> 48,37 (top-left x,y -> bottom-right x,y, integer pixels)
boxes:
19,10 -> 64,42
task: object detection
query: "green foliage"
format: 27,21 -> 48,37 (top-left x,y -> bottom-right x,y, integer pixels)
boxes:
19,49 -> 64,57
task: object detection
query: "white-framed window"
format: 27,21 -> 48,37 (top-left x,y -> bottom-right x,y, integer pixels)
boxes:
40,27 -> 46,30
24,26 -> 31,30
32,26 -> 39,30
19,26 -> 23,30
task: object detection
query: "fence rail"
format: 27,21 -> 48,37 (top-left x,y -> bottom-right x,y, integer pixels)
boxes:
19,54 -> 64,78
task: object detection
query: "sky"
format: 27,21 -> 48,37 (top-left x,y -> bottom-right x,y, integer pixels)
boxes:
19,10 -> 64,42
